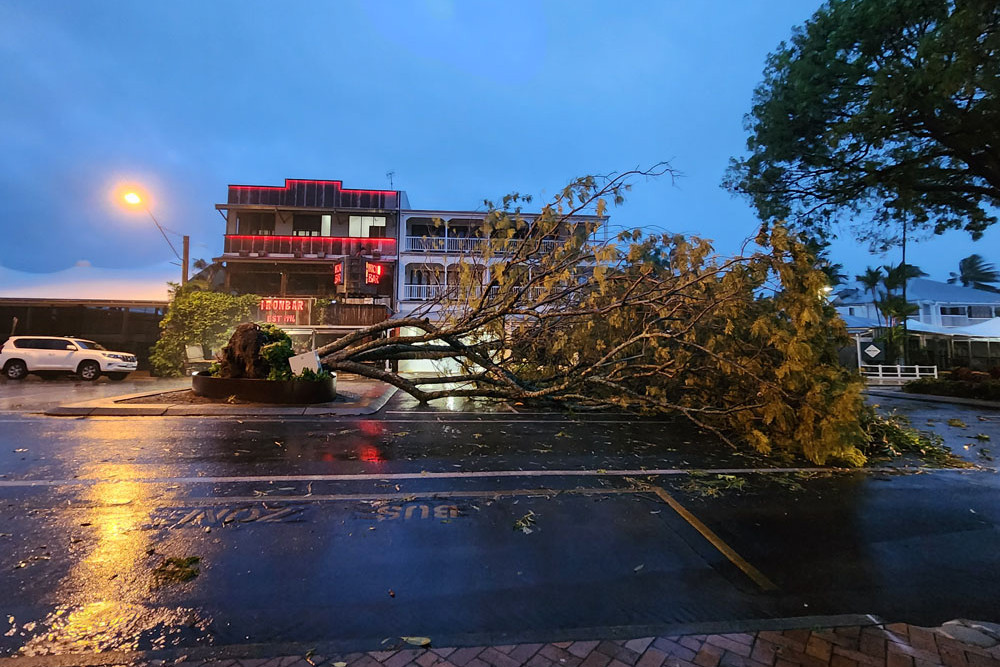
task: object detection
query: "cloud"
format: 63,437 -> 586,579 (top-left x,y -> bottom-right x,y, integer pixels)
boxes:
0,262 -> 176,301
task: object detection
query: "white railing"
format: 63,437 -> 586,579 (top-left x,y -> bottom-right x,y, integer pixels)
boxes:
403,284 -> 547,301
860,365 -> 938,384
403,284 -> 449,301
403,237 -> 559,254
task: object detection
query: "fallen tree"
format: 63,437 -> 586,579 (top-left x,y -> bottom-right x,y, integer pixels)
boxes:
317,166 -> 868,464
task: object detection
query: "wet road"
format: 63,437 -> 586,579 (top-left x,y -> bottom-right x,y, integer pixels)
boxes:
1,383 -> 999,658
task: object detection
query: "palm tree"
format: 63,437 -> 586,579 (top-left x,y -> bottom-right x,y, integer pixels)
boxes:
856,266 -> 884,324
820,261 -> 848,287
881,262 -> 928,294
948,254 -> 1000,292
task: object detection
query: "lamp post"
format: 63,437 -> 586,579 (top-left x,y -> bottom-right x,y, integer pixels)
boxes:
123,192 -> 189,284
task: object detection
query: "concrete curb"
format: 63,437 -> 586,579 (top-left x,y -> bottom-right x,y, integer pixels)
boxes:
866,388 -> 1000,411
43,383 -> 398,418
0,614 -> 883,667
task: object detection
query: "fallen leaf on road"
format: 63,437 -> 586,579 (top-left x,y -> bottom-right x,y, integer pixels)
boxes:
402,636 -> 431,647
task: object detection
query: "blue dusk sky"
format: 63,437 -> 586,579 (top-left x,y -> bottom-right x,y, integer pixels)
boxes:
0,0 -> 995,299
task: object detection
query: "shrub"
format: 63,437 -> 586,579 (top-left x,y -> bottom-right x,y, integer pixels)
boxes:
904,377 -> 1000,401
150,289 -> 260,376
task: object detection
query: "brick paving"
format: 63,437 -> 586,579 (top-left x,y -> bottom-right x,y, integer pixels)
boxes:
161,621 -> 1000,667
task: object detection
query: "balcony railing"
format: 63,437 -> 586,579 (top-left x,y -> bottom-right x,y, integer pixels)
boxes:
224,235 -> 396,257
403,237 -> 559,254
402,284 -> 546,301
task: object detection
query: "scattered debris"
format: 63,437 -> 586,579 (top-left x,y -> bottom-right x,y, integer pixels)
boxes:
152,556 -> 201,584
974,433 -> 991,441
514,510 -> 538,534
680,472 -> 747,497
947,418 -> 968,428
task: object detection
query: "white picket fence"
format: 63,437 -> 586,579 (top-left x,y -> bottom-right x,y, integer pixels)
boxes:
860,365 -> 938,385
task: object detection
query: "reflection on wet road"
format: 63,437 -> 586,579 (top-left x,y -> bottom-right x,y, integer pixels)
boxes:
0,392 -> 998,658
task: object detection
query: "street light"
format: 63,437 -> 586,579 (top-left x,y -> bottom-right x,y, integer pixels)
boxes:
122,191 -> 189,284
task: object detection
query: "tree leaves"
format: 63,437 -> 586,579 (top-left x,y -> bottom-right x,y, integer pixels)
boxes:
726,0 -> 1000,248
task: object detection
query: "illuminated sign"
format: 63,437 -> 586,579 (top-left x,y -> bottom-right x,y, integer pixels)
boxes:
365,262 -> 384,285
256,297 -> 313,325
333,262 -> 344,285
259,298 -> 307,312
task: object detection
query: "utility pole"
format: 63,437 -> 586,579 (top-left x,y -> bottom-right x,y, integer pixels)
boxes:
182,235 -> 190,285
901,218 -> 908,365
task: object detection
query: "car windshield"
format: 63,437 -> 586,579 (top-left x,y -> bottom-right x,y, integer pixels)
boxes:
73,340 -> 106,351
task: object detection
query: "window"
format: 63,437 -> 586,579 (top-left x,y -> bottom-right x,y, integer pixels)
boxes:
941,306 -> 967,316
74,340 -> 106,350
13,338 -> 50,349
349,215 -> 386,238
235,211 -> 275,235
848,307 -> 856,316
292,214 -> 322,237
969,305 -> 993,319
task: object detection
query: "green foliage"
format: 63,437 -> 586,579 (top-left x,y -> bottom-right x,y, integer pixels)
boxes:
948,254 -> 1000,292
150,290 -> 259,376
725,0 -> 1000,249
258,324 -> 295,380
298,367 -> 333,381
858,406 -> 966,467
905,377 -> 1000,401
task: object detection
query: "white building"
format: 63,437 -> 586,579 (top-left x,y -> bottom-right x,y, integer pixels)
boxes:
834,278 -> 1000,328
833,278 -> 1000,369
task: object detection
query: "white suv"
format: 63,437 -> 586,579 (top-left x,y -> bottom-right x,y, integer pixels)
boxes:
0,336 -> 138,381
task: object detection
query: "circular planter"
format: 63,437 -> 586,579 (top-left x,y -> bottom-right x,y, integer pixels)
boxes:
192,372 -> 337,404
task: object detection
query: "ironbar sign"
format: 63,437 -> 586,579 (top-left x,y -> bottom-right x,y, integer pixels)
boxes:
256,297 -> 314,325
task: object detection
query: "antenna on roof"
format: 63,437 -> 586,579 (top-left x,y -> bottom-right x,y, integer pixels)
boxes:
386,170 -> 395,189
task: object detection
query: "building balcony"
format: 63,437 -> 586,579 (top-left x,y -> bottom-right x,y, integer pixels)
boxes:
223,235 -> 396,258
402,236 -> 558,254
402,284 -> 545,301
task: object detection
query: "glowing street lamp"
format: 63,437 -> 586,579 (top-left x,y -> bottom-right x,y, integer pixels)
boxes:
122,191 -> 189,284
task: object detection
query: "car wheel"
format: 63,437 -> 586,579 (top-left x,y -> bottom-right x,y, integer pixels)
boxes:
78,361 -> 101,381
4,360 -> 28,381
106,372 -> 129,381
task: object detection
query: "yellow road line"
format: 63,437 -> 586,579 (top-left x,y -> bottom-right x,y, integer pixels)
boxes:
647,483 -> 778,592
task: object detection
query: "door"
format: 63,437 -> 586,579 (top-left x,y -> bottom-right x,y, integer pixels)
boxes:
43,339 -> 79,370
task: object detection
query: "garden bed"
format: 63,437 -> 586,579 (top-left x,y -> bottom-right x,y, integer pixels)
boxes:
904,368 -> 1000,401
119,388 -> 346,406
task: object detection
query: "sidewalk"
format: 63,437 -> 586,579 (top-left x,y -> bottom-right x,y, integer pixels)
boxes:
4,618 -> 1000,667
865,388 -> 1000,411
43,377 -> 398,417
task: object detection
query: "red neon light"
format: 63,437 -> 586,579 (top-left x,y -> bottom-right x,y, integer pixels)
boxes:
226,235 -> 396,245
365,262 -> 385,285
260,298 -> 307,311
333,263 -> 343,285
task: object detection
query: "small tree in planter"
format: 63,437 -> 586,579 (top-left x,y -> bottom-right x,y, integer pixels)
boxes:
215,323 -> 296,380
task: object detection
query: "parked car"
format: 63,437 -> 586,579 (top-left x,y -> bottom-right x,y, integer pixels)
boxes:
0,336 -> 137,381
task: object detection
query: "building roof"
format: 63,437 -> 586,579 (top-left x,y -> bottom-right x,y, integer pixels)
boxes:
835,278 -> 1000,305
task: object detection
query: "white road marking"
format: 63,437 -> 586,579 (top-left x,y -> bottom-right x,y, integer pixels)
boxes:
52,487 -> 636,506
0,465 -> 919,488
